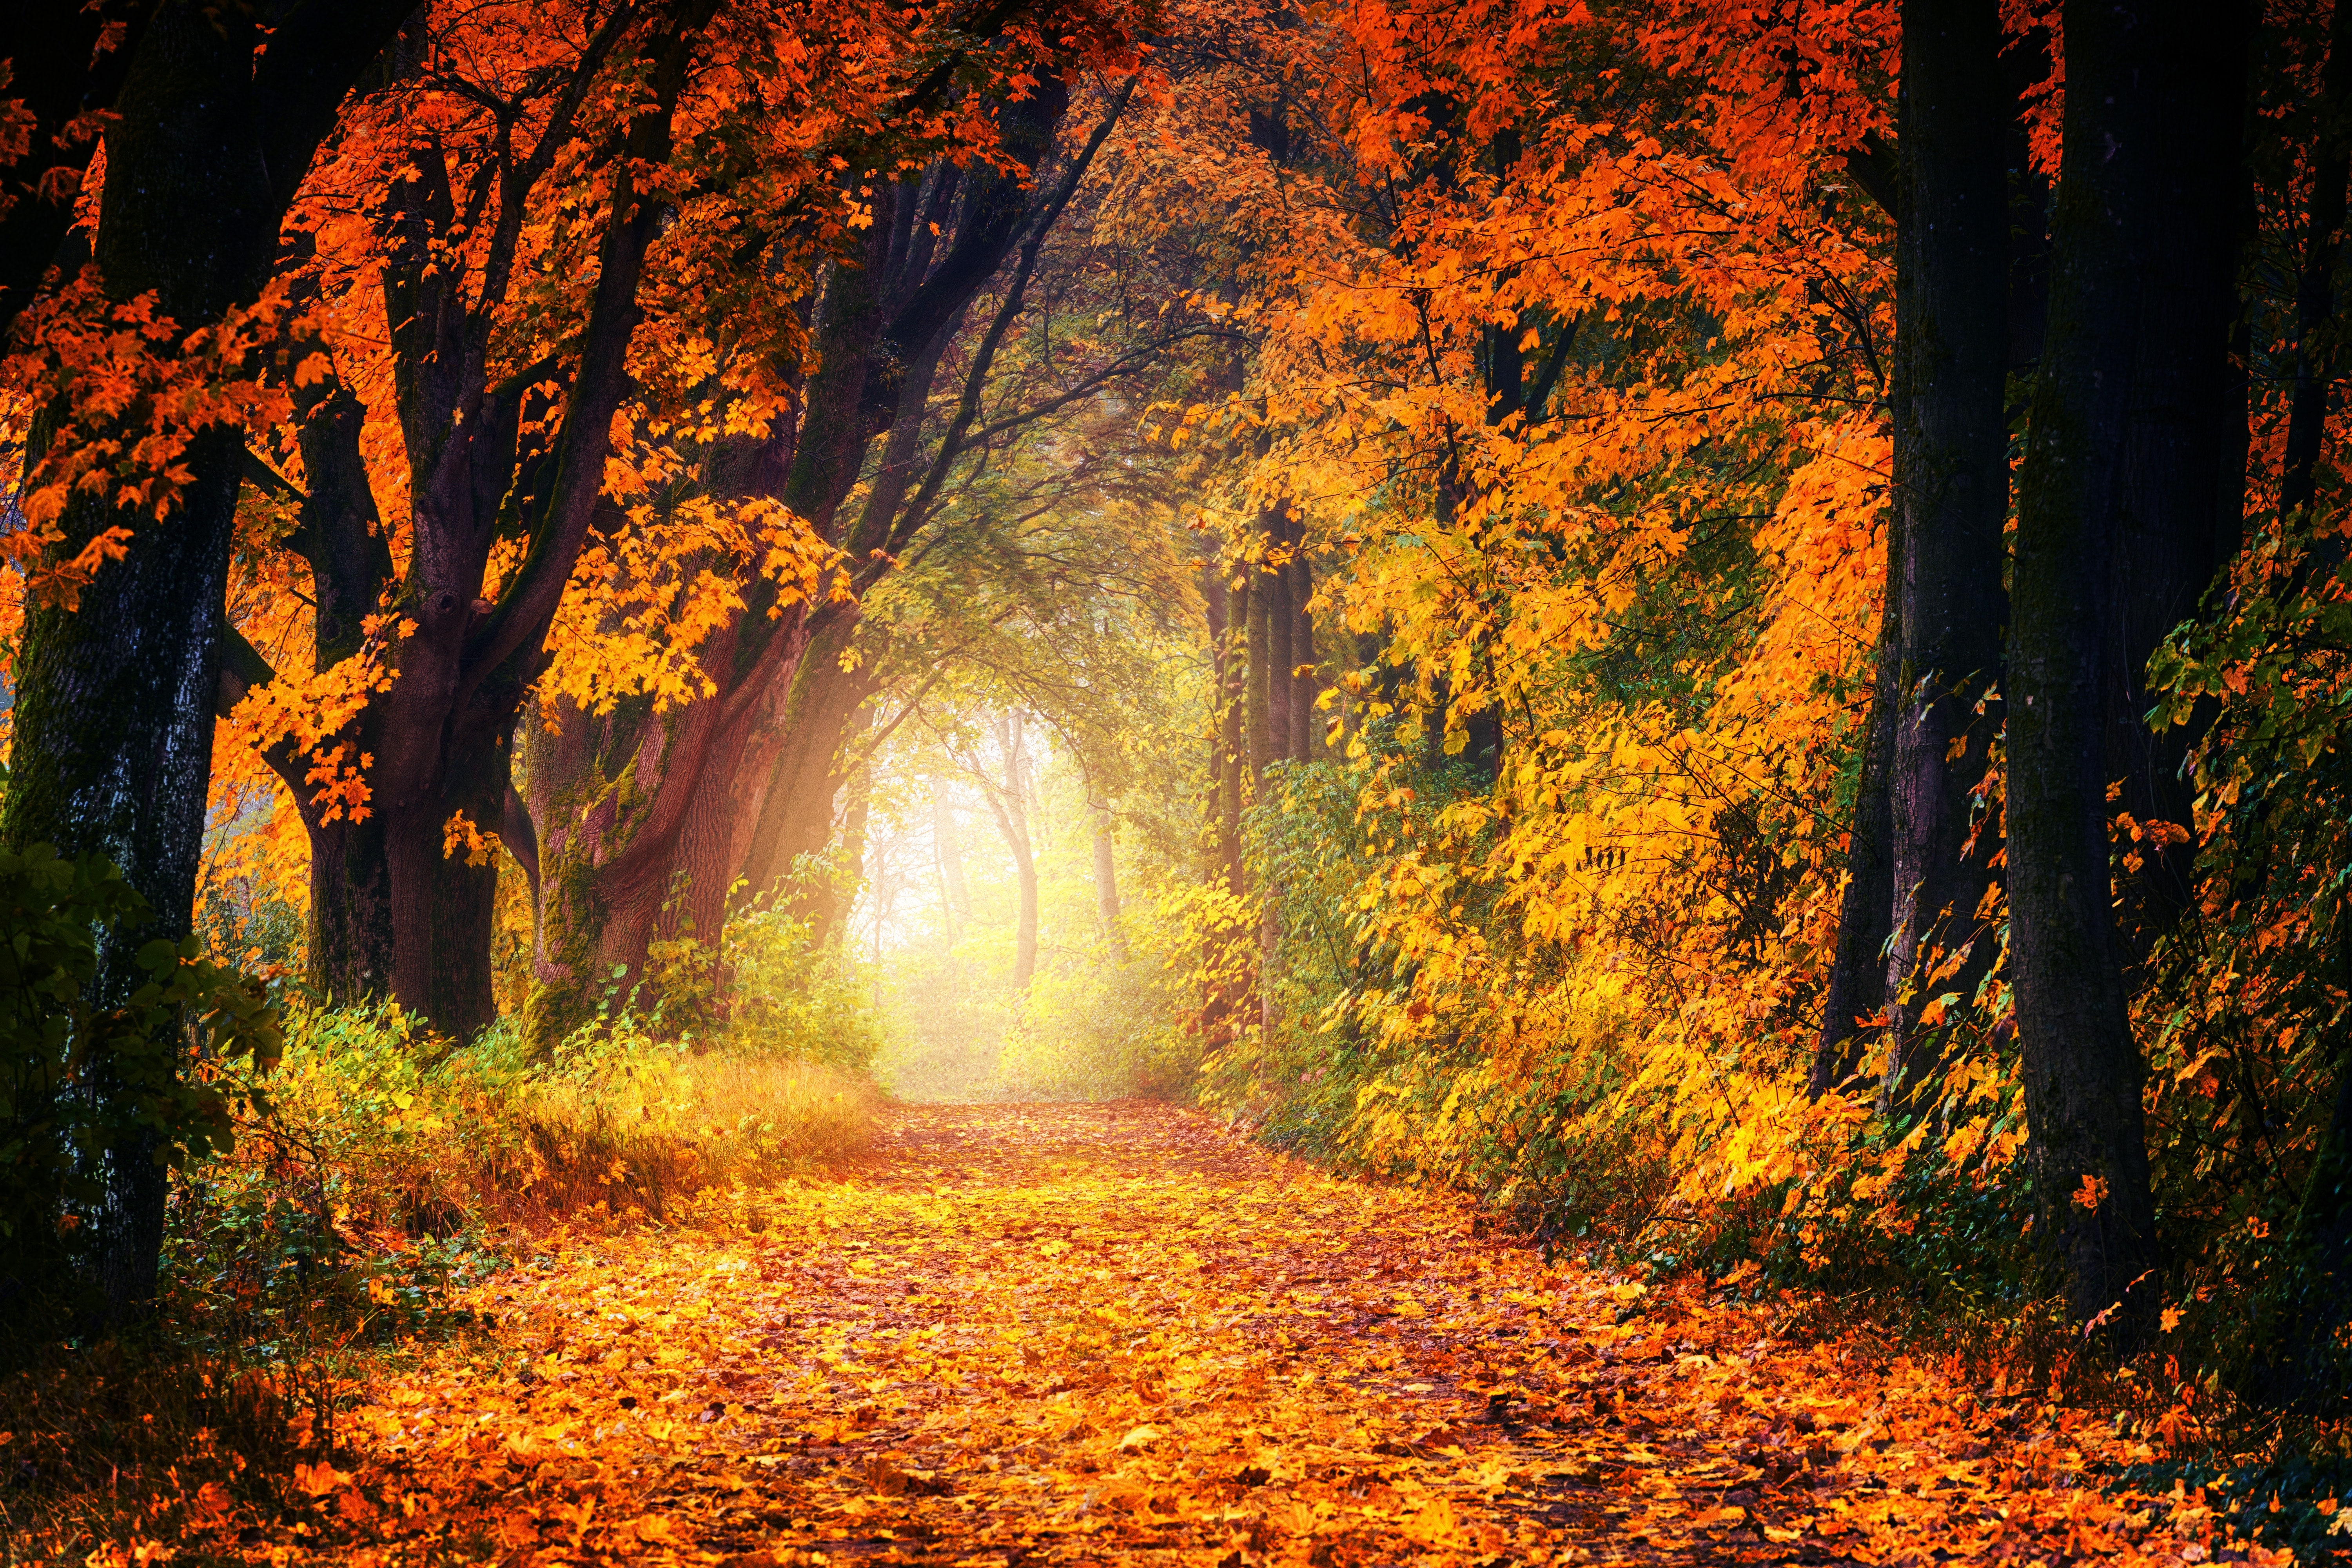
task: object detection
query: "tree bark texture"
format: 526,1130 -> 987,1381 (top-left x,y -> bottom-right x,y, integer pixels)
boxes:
737,617 -> 882,910
1269,531 -> 1295,768
1878,0 -> 2011,1111
2007,0 -> 2173,1351
519,428 -> 803,1045
4,0 -> 412,1323
1202,563 -> 1247,1045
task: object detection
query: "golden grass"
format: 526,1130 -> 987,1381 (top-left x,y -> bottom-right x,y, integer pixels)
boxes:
489,1053 -> 878,1223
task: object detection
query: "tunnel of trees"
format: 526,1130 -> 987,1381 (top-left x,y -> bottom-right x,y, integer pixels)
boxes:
7,0 -> 2352,1552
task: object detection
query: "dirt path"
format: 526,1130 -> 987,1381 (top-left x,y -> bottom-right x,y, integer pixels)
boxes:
285,1103 -> 2250,1566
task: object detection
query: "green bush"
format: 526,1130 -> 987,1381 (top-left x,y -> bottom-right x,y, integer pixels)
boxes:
720,907 -> 888,1070
993,955 -> 1192,1100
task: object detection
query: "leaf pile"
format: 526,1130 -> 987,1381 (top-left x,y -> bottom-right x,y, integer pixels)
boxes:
165,1103 -> 2290,1566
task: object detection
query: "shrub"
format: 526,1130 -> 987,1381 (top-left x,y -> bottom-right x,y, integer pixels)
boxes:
993,956 -> 1192,1100
720,907 -> 888,1071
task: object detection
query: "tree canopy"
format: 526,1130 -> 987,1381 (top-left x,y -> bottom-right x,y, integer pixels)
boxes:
5,0 -> 2352,1556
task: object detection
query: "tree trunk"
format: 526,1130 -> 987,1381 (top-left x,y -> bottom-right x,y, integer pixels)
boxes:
2283,0 -> 2352,526
810,766 -> 873,953
1269,534 -> 1294,769
2105,0 -> 2249,961
263,9 -> 712,1044
1092,801 -> 1127,962
1211,568 -> 1245,893
508,368 -> 809,1028
1201,564 -> 1243,1043
2007,0 -> 2172,1353
384,693 -> 515,1036
737,617 -> 882,904
525,51 -> 1098,1038
982,715 -> 1039,991
2,0 -> 409,1324
1876,0 -> 2011,1113
1290,538 -> 1317,761
687,80 -> 1081,960
1811,501 -> 1904,1096
1244,550 -> 1272,787
936,789 -> 972,926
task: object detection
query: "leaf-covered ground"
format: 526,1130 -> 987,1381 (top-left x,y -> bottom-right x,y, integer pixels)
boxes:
251,1103 -> 2274,1566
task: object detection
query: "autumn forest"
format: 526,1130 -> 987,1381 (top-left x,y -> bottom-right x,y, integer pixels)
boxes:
0,0 -> 2348,1561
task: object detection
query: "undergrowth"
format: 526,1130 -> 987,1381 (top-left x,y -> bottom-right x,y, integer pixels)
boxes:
0,997 -> 878,1564
1200,746 -> 2352,1553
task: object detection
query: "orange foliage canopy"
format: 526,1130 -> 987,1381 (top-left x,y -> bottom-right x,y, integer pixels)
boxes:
1174,0 -> 1906,1225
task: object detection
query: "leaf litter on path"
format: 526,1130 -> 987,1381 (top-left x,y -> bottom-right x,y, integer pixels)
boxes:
236,1103 -> 2283,1566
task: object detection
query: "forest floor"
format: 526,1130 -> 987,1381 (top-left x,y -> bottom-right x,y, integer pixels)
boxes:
251,1102 -> 2268,1566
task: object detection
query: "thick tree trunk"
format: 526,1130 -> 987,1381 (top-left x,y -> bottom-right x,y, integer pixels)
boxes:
526,694 -> 667,1042
1877,0 -> 2011,1112
2,1 -> 409,1323
2008,0 -> 2172,1352
737,617 -> 881,904
519,432 -> 803,1048
2002,29 -> 2053,380
284,9 -> 710,1042
2105,1 -> 2249,961
389,701 -> 515,1035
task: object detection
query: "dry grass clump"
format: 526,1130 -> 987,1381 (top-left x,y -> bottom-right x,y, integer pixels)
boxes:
487,1050 -> 878,1223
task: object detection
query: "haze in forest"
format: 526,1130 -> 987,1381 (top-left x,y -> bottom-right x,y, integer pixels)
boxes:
5,0 -> 2352,1557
